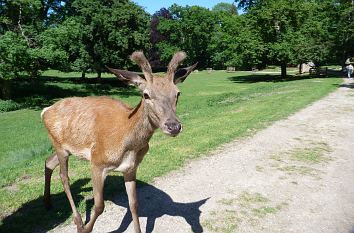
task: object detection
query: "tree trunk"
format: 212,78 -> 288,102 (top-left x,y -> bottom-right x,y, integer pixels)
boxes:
299,63 -> 303,74
81,71 -> 86,79
96,71 -> 101,83
281,63 -> 287,78
0,78 -> 12,100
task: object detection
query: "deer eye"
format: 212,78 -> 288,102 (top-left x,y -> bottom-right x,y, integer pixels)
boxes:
143,92 -> 150,99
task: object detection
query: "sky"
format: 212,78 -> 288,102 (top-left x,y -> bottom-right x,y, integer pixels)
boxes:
133,0 -> 236,14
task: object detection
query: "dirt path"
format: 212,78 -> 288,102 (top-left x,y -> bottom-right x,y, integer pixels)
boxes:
53,79 -> 354,233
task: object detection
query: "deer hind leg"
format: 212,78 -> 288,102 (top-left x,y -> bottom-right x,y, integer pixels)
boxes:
82,166 -> 106,233
44,152 -> 59,210
56,148 -> 84,232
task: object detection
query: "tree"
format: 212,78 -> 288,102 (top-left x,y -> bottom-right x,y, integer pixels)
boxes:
157,5 -> 217,68
212,2 -> 238,15
234,0 -> 258,11
246,0 -> 333,77
63,0 -> 151,78
209,12 -> 264,69
40,17 -> 90,77
149,8 -> 172,70
0,0 -> 69,98
0,31 -> 28,98
325,0 -> 354,65
0,0 -> 150,84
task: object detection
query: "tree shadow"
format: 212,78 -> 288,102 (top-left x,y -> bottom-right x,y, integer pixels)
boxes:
228,70 -> 343,84
228,74 -> 313,84
8,76 -> 140,110
0,176 -> 208,233
339,82 -> 354,89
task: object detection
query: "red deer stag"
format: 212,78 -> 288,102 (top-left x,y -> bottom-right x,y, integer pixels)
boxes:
42,51 -> 197,233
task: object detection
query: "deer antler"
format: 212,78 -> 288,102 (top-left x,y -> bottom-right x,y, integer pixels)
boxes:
130,51 -> 153,82
167,51 -> 187,80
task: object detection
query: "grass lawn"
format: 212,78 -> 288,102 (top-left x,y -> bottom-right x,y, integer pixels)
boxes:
0,70 -> 341,232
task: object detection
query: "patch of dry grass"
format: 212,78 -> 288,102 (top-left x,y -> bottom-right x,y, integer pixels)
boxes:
203,191 -> 287,232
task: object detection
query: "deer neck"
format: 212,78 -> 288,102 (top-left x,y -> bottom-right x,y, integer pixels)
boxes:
128,99 -> 156,147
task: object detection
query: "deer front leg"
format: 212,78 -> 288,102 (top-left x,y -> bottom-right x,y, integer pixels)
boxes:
124,170 -> 141,233
82,166 -> 106,233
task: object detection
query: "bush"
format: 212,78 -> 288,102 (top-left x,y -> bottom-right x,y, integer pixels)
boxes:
0,100 -> 21,112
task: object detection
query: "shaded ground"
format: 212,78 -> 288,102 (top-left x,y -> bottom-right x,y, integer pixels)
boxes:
1,76 -> 138,111
52,78 -> 354,233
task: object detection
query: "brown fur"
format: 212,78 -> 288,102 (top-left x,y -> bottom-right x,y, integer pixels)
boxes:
43,96 -> 150,166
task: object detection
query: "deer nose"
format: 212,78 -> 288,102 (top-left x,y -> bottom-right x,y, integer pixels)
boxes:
165,121 -> 182,135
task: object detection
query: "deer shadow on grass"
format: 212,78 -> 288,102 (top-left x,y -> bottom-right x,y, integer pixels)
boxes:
0,176 -> 207,233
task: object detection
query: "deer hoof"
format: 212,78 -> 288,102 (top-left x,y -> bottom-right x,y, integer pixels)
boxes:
76,224 -> 85,233
74,216 -> 85,232
77,225 -> 92,233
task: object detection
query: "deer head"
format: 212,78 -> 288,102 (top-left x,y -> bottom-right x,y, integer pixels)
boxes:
107,51 -> 197,137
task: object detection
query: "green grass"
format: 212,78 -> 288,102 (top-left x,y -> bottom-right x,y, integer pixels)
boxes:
290,143 -> 332,164
0,70 -> 341,232
203,209 -> 239,233
270,142 -> 332,178
277,165 -> 319,176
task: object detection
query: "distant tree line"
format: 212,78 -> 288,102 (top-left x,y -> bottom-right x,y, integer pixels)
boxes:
0,0 -> 353,98
156,0 -> 353,76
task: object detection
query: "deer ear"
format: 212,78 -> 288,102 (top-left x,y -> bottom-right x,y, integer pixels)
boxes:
106,66 -> 146,91
173,63 -> 198,84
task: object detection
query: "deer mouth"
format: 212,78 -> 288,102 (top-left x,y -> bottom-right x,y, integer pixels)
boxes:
164,131 -> 180,137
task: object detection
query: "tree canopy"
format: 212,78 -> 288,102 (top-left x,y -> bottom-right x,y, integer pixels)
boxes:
0,0 -> 353,96
0,0 -> 150,81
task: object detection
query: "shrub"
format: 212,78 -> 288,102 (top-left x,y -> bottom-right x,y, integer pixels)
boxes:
0,100 -> 21,112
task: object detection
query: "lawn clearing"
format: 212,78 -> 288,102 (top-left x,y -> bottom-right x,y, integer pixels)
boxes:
0,70 -> 341,232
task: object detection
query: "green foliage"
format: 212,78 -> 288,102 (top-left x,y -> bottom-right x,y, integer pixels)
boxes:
157,5 -> 217,67
212,2 -> 238,15
0,100 -> 21,112
0,31 -> 28,80
154,0 -> 349,71
0,0 -> 150,85
209,14 -> 264,69
39,18 -> 86,72
324,0 -> 354,62
235,0 -> 258,11
244,0 -> 339,75
0,0 -> 68,80
68,0 -> 151,73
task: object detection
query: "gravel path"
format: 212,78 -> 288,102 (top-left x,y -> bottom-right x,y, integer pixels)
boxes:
53,79 -> 354,233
